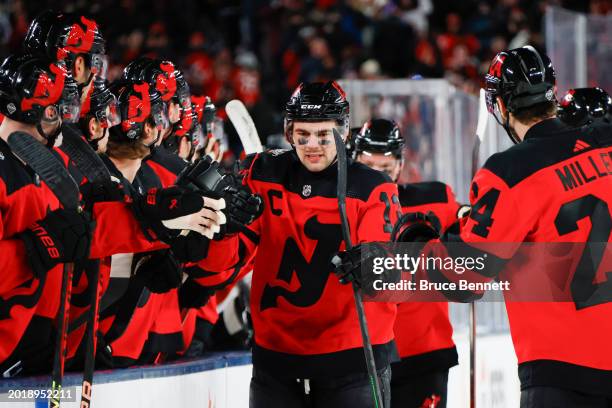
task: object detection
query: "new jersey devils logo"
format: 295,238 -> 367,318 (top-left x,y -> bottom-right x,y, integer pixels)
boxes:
122,82 -> 151,132
260,216 -> 343,311
57,16 -> 97,59
156,62 -> 177,101
488,54 -> 506,79
21,63 -> 66,111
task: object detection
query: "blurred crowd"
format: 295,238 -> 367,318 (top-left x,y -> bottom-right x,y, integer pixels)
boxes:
1,0 -> 610,148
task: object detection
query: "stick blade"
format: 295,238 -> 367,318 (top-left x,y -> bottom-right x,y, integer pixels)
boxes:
7,131 -> 80,210
226,99 -> 263,155
475,88 -> 488,142
60,125 -> 112,185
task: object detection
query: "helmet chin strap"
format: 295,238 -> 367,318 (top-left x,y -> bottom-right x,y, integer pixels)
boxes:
88,127 -> 107,151
492,107 -> 521,145
37,122 -> 62,148
142,129 -> 161,148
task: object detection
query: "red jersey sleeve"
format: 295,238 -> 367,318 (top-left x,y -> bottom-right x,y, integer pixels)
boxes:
89,201 -> 168,258
357,182 -> 401,244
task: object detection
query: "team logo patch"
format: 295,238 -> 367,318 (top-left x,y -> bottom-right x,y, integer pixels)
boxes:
269,149 -> 288,157
302,184 -> 312,197
6,103 -> 16,115
545,88 -> 554,101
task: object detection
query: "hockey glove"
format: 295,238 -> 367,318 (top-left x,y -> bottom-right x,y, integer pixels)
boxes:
168,233 -> 210,263
18,208 -> 94,280
222,184 -> 263,235
332,243 -> 392,292
391,211 -> 441,243
135,186 -> 205,221
79,179 -> 125,209
178,276 -> 215,309
135,250 -> 183,294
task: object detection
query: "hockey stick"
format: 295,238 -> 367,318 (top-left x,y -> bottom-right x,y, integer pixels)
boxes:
60,125 -> 113,408
469,88 -> 489,408
333,128 -> 384,408
7,131 -> 80,408
226,99 -> 264,155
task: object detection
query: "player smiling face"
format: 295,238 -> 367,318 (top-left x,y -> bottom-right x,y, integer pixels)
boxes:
292,120 -> 340,172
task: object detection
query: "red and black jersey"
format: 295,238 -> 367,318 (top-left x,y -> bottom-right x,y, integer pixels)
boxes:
0,138 -> 63,375
443,118 -> 612,395
89,157 -> 184,366
145,145 -> 189,187
211,149 -> 401,378
393,182 -> 458,377
142,146 -> 227,354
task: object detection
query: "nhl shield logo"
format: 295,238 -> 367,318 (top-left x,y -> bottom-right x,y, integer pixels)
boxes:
302,184 -> 312,197
6,103 -> 16,115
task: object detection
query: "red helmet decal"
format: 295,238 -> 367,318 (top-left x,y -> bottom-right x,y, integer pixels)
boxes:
57,16 -> 97,60
156,62 -> 177,101
331,81 -> 346,101
560,89 -> 575,107
191,95 -> 205,122
488,54 -> 506,79
122,82 -> 151,131
21,63 -> 66,112
175,106 -> 194,137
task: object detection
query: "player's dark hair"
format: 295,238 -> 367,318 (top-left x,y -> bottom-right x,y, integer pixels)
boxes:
512,101 -> 557,124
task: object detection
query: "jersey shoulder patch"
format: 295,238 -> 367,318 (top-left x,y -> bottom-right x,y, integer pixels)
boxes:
398,181 -> 448,206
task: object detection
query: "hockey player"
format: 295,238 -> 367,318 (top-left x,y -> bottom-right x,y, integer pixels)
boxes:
203,81 -> 400,407
92,80 -> 225,366
23,11 -> 108,101
352,118 -> 459,407
0,54 -> 93,376
558,87 -> 611,127
340,46 -> 612,407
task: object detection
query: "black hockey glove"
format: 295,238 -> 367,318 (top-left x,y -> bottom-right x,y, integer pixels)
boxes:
178,275 -> 215,309
391,211 -> 441,243
332,243 -> 392,292
134,186 -> 205,221
222,183 -> 263,235
18,208 -> 94,279
79,178 -> 125,208
135,250 -> 183,294
168,233 -> 210,263
175,156 -> 227,196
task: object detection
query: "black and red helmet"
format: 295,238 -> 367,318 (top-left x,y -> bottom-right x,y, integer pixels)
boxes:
122,57 -> 190,106
285,81 -> 349,122
191,94 -> 216,135
558,87 -> 611,126
284,81 -> 350,143
0,54 -> 80,124
114,81 -> 168,141
80,79 -> 120,128
485,46 -> 556,115
24,11 -> 107,77
353,118 -> 404,159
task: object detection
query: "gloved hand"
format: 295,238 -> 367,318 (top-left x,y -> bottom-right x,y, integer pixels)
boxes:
168,233 -> 210,262
134,186 -> 205,221
135,250 -> 183,294
18,208 -> 94,279
391,211 -> 441,243
178,275 -> 215,309
332,243 -> 392,291
79,179 -> 125,208
222,184 -> 263,235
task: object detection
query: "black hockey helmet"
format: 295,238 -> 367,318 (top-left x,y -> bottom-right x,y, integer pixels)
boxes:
112,81 -> 168,142
353,118 -> 404,159
81,79 -> 119,127
284,81 -> 349,143
485,46 -> 556,114
191,95 -> 217,135
24,11 -> 107,78
558,87 -> 611,126
122,57 -> 190,106
485,46 -> 556,143
0,54 -> 80,125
